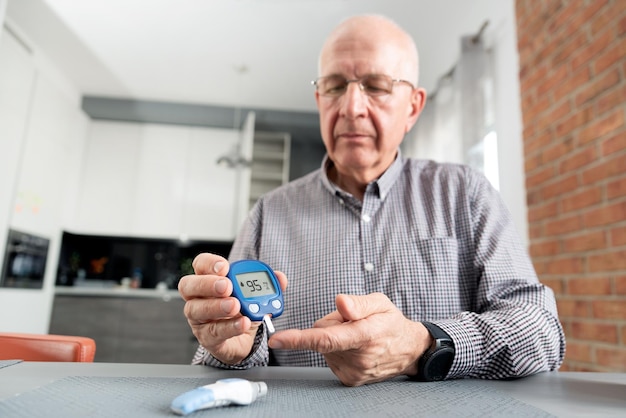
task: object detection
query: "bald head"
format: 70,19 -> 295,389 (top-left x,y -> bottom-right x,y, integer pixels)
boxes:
319,15 -> 419,85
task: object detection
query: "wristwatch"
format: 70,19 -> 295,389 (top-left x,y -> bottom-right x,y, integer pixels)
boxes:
415,322 -> 455,381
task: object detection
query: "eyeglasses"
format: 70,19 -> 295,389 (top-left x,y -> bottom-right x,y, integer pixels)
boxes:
311,74 -> 415,98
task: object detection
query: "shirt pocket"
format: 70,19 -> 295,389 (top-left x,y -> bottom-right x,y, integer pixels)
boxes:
393,237 -> 465,320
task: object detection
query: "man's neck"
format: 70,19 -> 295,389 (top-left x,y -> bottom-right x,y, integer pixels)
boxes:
327,165 -> 382,202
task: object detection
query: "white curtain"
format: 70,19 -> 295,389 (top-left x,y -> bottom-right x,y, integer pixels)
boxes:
404,35 -> 499,189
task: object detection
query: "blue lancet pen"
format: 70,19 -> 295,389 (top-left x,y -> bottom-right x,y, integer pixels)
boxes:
170,378 -> 268,415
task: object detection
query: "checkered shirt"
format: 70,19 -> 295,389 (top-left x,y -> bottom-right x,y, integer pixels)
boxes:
193,153 -> 566,379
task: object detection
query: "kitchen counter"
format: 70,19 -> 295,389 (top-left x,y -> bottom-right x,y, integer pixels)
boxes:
54,286 -> 182,300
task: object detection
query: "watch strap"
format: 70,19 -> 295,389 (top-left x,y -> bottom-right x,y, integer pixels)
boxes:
421,321 -> 452,342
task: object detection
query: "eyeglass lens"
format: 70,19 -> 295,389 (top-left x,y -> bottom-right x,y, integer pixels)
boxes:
316,75 -> 396,97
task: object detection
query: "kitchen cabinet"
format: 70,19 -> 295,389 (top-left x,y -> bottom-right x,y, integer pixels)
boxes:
0,26 -> 35,268
131,124 -> 189,239
182,127 -> 240,241
73,121 -> 241,241
0,24 -> 89,334
49,293 -> 197,364
11,75 -> 89,237
73,121 -> 142,236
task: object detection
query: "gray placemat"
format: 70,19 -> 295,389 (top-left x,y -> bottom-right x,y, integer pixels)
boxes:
0,360 -> 22,370
0,376 -> 554,417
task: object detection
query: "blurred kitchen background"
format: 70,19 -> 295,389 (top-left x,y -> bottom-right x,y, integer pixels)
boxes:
0,0 -> 623,369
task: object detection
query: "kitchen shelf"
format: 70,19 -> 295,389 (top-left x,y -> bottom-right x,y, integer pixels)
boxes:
249,131 -> 290,210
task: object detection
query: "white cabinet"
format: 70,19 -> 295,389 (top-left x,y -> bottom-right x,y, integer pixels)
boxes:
11,76 -> 89,237
182,128 -> 240,241
0,24 -> 88,334
73,121 -> 241,241
132,124 -> 189,238
0,26 -> 35,252
73,121 -> 142,236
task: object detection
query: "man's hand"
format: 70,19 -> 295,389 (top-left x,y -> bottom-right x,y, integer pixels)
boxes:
178,253 -> 287,365
268,293 -> 432,386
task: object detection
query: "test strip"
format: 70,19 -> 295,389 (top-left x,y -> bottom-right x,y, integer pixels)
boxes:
263,314 -> 275,337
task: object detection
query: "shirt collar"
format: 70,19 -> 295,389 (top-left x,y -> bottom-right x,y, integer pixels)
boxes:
319,150 -> 404,201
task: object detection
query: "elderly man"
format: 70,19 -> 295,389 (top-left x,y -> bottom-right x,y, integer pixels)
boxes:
179,14 -> 565,386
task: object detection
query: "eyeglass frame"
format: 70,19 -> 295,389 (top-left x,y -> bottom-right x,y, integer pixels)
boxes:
311,74 -> 416,98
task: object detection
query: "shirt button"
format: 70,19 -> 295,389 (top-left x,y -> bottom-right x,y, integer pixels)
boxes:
362,214 -> 371,223
364,262 -> 374,271
338,198 -> 345,205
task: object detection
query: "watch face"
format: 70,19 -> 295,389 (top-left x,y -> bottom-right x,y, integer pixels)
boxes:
423,346 -> 455,381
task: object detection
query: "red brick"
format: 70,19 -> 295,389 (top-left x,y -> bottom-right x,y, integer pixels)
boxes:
525,153 -> 544,173
571,29 -> 613,71
571,320 -> 618,343
607,177 -> 626,200
529,223 -> 544,240
530,239 -> 561,257
522,97 -> 552,130
584,201 -> 626,228
526,166 -> 555,190
536,100 -> 571,133
616,276 -> 626,294
541,277 -> 564,294
527,189 -> 544,206
568,277 -> 612,295
596,85 -> 626,117
589,249 -> 626,272
589,0 -> 621,35
528,200 -> 559,222
593,39 -> 626,74
562,230 -> 607,252
595,347 -> 626,370
620,14 -> 626,36
537,65 -> 571,99
592,300 -> 626,319
545,214 -> 583,236
582,0 -> 611,24
545,256 -> 585,275
564,341 -> 592,363
523,123 -> 537,143
581,154 -> 626,184
553,67 -> 591,104
554,106 -> 592,137
578,108 -> 625,144
559,145 -> 598,173
542,137 -> 576,163
524,132 -> 553,158
543,174 -> 581,200
611,225 -> 626,247
561,187 -> 603,213
549,0 -> 583,32
575,68 -> 621,108
557,298 -> 591,317
601,131 -> 626,155
520,64 -> 550,97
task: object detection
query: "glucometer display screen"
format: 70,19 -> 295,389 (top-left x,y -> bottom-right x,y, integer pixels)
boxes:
235,271 -> 277,298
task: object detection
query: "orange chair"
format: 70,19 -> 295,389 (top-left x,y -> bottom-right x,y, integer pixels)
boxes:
0,332 -> 96,362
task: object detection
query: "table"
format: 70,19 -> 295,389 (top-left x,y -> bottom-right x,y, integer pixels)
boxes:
0,361 -> 624,417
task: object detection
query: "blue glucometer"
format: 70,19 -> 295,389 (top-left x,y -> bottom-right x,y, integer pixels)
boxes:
226,260 -> 284,322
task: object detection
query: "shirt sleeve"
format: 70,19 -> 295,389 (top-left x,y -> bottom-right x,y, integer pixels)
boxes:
436,168 -> 566,379
192,325 -> 270,369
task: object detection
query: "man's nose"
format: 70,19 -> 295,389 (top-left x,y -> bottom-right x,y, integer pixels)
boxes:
340,82 -> 368,118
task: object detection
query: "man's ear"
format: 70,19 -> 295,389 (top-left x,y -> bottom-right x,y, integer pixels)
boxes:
405,87 -> 427,133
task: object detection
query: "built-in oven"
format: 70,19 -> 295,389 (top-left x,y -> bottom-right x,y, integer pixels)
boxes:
1,229 -> 49,289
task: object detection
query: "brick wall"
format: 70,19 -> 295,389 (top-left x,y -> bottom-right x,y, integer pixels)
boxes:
516,0 -> 625,371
